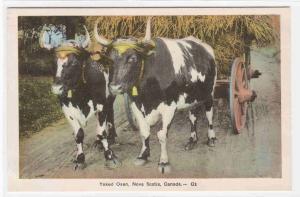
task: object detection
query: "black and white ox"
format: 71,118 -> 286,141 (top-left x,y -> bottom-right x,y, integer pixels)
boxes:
94,19 -> 217,173
40,26 -> 119,169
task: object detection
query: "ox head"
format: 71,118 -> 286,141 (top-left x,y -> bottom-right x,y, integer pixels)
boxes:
94,17 -> 155,95
40,25 -> 91,97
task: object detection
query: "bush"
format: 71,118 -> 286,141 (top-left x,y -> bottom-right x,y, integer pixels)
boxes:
19,76 -> 63,135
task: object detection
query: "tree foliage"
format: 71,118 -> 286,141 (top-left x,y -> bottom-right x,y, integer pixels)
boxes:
19,16 -> 85,76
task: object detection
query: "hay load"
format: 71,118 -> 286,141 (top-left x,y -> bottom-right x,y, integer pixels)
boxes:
86,16 -> 277,77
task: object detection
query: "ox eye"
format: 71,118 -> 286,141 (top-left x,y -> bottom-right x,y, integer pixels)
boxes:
127,55 -> 137,63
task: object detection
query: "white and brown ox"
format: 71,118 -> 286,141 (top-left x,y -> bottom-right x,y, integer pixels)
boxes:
40,26 -> 119,170
94,18 -> 217,173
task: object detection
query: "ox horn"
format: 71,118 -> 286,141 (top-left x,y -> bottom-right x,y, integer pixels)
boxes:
81,25 -> 91,48
39,25 -> 54,50
143,17 -> 152,41
94,18 -> 111,46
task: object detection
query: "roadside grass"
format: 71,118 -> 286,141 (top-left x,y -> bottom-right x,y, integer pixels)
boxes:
19,75 -> 63,137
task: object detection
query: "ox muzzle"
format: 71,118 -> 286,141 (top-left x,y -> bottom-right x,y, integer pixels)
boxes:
52,77 -> 63,95
109,83 -> 123,95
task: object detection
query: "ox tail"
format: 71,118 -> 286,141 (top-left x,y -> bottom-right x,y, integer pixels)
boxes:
211,58 -> 218,98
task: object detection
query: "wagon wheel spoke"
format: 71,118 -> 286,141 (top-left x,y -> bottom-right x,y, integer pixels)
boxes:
230,57 -> 249,134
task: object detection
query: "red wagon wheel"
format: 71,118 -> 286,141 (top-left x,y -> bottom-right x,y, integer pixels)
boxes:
230,58 -> 250,134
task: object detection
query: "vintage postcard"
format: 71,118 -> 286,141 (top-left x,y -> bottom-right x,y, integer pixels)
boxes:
6,7 -> 290,191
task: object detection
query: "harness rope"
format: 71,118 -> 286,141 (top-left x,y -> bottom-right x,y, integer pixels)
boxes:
112,42 -> 144,55
55,46 -> 80,56
131,60 -> 145,97
81,64 -> 87,84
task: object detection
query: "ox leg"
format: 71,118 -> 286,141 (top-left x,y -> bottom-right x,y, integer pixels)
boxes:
93,100 -> 116,150
62,106 -> 86,170
131,103 -> 151,166
96,109 -> 120,169
157,103 -> 176,174
74,127 -> 86,170
205,97 -> 217,147
66,117 -> 86,170
106,96 -> 117,145
185,107 -> 199,150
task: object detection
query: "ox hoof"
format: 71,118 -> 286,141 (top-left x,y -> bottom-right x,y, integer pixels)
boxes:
207,137 -> 217,147
105,157 -> 121,169
73,153 -> 86,170
134,158 -> 148,166
158,162 -> 171,174
185,137 -> 197,151
74,162 -> 87,170
104,150 -> 121,169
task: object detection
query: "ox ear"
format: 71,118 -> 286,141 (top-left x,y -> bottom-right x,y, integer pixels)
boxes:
139,40 -> 156,56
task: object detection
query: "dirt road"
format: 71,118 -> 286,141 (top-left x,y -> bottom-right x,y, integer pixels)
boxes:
20,47 -> 281,178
